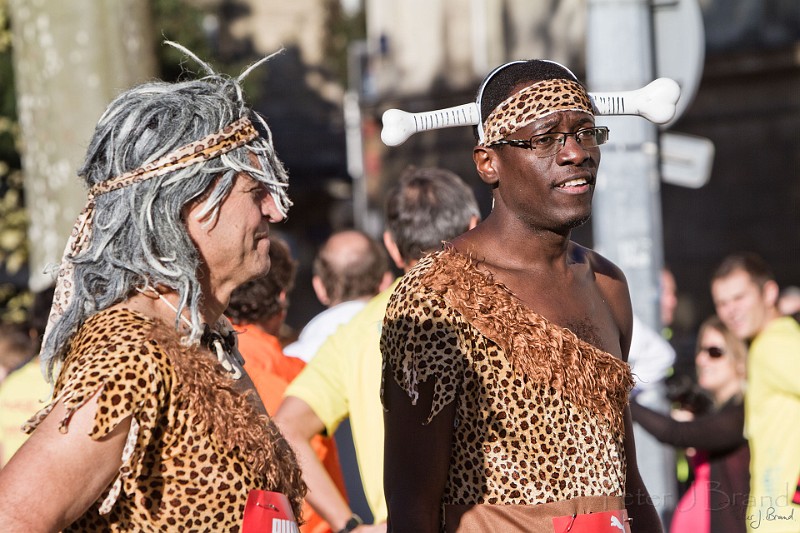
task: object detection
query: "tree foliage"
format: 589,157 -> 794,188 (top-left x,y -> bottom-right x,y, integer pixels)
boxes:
0,0 -> 30,323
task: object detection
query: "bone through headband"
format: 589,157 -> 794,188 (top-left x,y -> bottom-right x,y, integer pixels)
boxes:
379,60 -> 681,147
42,116 -> 260,352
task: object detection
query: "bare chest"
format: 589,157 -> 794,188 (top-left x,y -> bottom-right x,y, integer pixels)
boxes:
492,270 -> 622,356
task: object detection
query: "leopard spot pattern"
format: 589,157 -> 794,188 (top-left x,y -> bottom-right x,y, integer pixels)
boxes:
25,308 -> 281,532
381,248 -> 632,508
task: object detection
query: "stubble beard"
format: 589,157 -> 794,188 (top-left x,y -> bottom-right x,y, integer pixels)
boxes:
565,213 -> 591,230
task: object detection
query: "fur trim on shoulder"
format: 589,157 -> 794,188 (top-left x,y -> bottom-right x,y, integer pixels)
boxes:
422,246 -> 633,435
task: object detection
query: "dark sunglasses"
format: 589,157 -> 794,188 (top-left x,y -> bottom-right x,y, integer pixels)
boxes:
699,346 -> 726,358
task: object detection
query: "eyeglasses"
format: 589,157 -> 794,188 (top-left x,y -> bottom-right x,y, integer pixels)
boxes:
488,126 -> 610,158
699,346 -> 726,358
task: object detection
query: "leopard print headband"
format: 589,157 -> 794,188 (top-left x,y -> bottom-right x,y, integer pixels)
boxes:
482,78 -> 594,146
43,117 -> 259,351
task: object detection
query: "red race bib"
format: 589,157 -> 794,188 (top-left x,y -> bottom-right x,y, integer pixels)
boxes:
242,490 -> 299,533
552,509 -> 631,533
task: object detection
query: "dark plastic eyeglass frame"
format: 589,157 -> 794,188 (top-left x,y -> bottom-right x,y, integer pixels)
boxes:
488,126 -> 610,158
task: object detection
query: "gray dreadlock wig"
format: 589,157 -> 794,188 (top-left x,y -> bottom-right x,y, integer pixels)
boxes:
41,42 -> 291,381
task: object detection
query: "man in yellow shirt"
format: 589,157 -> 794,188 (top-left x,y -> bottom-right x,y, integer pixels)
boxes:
712,252 -> 800,533
0,287 -> 54,468
275,166 -> 480,533
227,237 -> 346,533
0,356 -> 50,467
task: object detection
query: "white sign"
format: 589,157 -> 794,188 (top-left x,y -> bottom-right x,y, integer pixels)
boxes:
660,132 -> 715,188
653,0 -> 705,128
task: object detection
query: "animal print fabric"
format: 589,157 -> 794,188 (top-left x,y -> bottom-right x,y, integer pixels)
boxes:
381,247 -> 633,510
482,78 -> 594,145
24,308 -> 291,532
89,116 -> 258,198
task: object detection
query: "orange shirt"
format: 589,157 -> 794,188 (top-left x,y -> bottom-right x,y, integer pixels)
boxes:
234,323 -> 347,533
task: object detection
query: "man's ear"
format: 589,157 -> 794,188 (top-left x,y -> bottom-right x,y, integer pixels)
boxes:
383,231 -> 405,270
473,146 -> 500,186
311,275 -> 330,306
764,279 -> 780,308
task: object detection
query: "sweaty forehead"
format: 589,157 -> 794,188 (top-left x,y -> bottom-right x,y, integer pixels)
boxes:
482,78 -> 594,145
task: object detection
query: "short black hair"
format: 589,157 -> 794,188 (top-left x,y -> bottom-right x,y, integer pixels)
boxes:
476,60 -> 581,142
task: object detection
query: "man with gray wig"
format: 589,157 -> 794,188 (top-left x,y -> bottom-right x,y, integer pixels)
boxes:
0,44 -> 306,531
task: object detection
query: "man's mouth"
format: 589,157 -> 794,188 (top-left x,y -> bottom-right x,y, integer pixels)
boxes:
555,174 -> 594,191
558,177 -> 589,189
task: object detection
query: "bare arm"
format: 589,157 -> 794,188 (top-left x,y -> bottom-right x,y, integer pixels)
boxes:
623,406 -> 664,533
630,399 -> 746,452
589,250 -> 662,531
382,374 -> 455,533
0,388 -> 129,532
274,397 -> 384,533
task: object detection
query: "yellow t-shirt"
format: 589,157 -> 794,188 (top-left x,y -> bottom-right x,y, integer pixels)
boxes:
745,316 -> 800,532
0,357 -> 51,467
285,281 -> 399,523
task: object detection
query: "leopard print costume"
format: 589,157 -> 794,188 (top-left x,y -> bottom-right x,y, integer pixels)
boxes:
25,308 -> 304,531
381,247 -> 633,527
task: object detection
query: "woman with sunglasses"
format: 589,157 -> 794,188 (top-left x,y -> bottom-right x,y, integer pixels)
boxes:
631,315 -> 750,533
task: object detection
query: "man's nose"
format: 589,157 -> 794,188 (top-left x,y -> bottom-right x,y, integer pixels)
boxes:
558,134 -> 591,162
262,193 -> 284,223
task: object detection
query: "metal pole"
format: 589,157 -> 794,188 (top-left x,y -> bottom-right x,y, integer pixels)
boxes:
586,2 -> 675,522
586,0 -> 664,331
344,89 -> 367,231
345,41 -> 368,231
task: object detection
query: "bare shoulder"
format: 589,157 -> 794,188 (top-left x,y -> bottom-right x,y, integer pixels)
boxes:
572,243 -> 631,316
569,243 -> 623,282
570,243 -> 633,357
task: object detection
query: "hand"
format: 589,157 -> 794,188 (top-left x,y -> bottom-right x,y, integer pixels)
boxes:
670,408 -> 694,422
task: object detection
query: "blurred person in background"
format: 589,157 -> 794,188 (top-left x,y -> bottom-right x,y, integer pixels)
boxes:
0,323 -> 33,387
0,43 -> 306,530
0,322 -> 38,467
777,285 -> 800,318
661,269 -> 679,332
227,236 -> 347,533
275,166 -> 480,533
711,252 -> 800,533
282,230 -> 393,524
631,315 -> 750,533
284,229 -> 392,363
0,286 -> 54,468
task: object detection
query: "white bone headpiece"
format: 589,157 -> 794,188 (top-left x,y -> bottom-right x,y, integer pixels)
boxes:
380,60 -> 680,147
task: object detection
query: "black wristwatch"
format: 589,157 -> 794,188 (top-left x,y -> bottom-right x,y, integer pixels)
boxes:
336,514 -> 363,533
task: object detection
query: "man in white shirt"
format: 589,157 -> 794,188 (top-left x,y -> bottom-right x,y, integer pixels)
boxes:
285,230 -> 393,362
